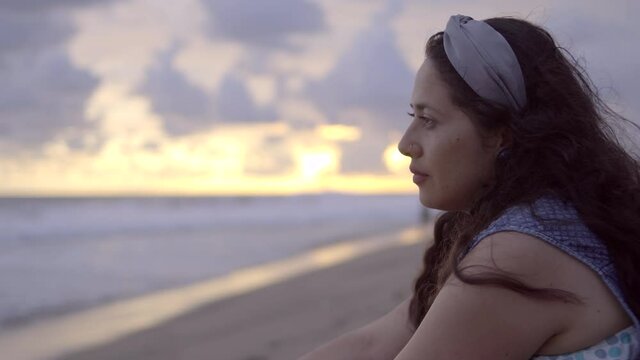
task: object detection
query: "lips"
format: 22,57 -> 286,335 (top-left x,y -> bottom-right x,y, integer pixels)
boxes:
410,166 -> 429,185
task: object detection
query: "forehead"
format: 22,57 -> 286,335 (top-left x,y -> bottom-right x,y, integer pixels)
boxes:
411,58 -> 453,113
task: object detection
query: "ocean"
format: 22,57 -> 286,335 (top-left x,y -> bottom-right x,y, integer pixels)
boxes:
0,193 -> 432,330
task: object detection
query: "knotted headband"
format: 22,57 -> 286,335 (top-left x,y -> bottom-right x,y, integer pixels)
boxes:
443,14 -> 527,112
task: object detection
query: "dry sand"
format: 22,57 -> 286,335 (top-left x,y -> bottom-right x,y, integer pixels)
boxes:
58,227 -> 430,360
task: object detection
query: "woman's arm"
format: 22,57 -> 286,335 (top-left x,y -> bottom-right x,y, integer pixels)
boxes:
297,328 -> 371,360
298,296 -> 414,360
393,231 -> 574,360
360,297 -> 415,359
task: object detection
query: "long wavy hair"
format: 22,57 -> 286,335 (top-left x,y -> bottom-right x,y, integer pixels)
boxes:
407,16 -> 640,331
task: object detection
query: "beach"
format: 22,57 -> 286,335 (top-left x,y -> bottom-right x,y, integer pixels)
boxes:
0,195 -> 433,360
59,231 -> 428,360
0,222 -> 431,360
0,195 -> 426,330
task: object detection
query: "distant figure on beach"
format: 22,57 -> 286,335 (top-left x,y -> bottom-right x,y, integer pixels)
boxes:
300,14 -> 640,360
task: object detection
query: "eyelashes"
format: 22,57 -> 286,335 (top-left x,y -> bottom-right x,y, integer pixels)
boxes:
406,112 -> 435,128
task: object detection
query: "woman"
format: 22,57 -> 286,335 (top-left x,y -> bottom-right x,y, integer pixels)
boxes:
300,14 -> 640,360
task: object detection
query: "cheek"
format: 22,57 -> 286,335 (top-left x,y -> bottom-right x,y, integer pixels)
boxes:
430,133 -> 487,182
428,134 -> 465,172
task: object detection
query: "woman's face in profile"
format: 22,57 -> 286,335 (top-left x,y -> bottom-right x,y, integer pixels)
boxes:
398,57 -> 504,211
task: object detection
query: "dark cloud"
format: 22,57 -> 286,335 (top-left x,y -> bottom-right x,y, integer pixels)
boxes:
306,23 -> 414,131
305,18 -> 414,173
0,0 -> 121,12
215,73 -> 278,123
0,2 -> 122,155
202,0 -> 326,49
0,48 -> 99,153
137,45 -> 215,136
137,44 -> 279,135
0,11 -> 73,68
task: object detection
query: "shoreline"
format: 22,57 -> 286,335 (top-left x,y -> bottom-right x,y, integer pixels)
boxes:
0,220 -> 421,331
0,222 -> 433,360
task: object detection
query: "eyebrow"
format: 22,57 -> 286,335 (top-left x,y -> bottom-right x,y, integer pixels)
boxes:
410,102 -> 442,115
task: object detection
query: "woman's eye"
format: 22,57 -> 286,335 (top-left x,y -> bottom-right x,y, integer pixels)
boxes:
406,112 -> 435,127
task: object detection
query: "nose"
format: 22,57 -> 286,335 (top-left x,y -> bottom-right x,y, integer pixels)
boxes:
398,133 -> 421,158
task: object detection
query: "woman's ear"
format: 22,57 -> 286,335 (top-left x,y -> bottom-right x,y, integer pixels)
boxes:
485,126 -> 512,154
501,126 -> 513,148
495,126 -> 513,151
498,127 -> 515,163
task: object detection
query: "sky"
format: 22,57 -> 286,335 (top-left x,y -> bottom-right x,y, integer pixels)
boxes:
0,0 -> 638,196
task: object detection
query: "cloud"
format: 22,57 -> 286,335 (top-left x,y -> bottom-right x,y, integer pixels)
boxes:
173,36 -> 244,92
0,1 -> 130,154
138,42 -> 280,135
303,4 -> 414,173
339,133 -> 391,174
276,98 -> 327,131
67,0 -> 192,85
243,134 -> 295,175
261,0 -> 387,86
0,51 -> 99,152
0,11 -> 71,64
332,108 -> 399,174
3,0 -> 639,194
215,73 -> 278,123
202,0 -> 326,49
305,17 -> 414,129
0,0 -> 121,12
137,44 -> 214,136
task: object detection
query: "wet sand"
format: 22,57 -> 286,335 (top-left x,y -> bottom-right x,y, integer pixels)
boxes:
3,224 -> 432,360
63,239 -> 428,359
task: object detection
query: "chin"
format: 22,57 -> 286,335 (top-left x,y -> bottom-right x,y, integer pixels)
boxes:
418,191 -> 436,209
418,190 -> 453,212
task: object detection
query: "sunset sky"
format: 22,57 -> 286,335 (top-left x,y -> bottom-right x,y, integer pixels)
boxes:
1,0 -> 638,196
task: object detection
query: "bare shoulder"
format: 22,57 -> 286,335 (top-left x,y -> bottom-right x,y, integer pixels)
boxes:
393,231 -> 580,360
458,230 -> 574,287
393,230 -> 634,359
460,231 -> 629,324
473,231 -> 634,352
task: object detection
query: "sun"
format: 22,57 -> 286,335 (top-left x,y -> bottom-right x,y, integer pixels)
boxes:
383,142 -> 410,174
298,150 -> 338,179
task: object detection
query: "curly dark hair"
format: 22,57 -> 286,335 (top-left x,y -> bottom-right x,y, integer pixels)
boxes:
407,16 -> 640,331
